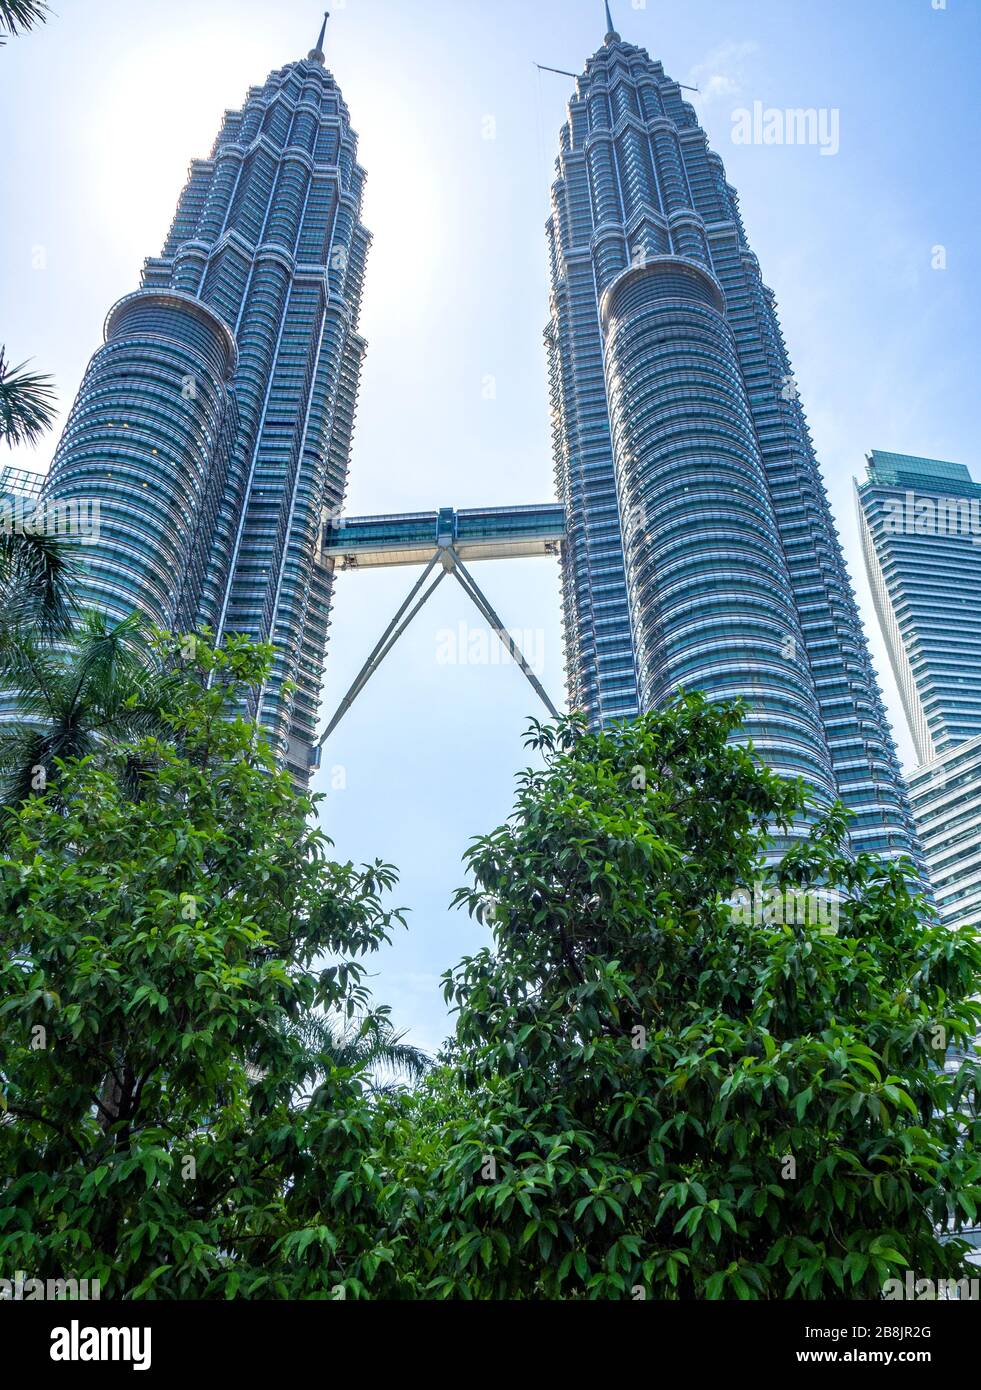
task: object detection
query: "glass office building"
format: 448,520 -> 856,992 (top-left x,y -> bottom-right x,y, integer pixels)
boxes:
906,737 -> 981,930
0,466 -> 44,506
856,451 -> 981,767
545,8 -> 920,858
858,450 -> 981,927
41,18 -> 369,785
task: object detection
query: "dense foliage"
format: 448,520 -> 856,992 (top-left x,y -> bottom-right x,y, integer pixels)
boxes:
390,699 -> 980,1298
0,635 -> 412,1298
1,640 -> 978,1299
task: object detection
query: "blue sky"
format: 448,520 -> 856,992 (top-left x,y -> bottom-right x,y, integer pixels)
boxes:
2,0 -> 979,1052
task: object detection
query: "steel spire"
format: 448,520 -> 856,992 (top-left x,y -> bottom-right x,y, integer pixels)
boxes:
308,10 -> 329,64
604,1 -> 620,43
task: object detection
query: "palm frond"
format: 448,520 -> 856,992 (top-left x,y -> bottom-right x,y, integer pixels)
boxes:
0,627 -> 62,711
0,725 -> 53,806
58,610 -> 153,721
348,1013 -> 431,1084
0,612 -> 171,808
0,529 -> 78,640
0,1 -> 49,40
72,609 -> 155,679
286,1010 -> 432,1095
0,349 -> 57,447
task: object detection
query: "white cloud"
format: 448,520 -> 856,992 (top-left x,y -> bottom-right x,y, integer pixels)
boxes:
689,39 -> 760,106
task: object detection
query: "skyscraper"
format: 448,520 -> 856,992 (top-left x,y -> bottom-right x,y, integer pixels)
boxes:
857,451 -> 981,766
41,15 -> 369,785
545,6 -> 920,859
0,466 -> 44,509
857,450 -> 981,927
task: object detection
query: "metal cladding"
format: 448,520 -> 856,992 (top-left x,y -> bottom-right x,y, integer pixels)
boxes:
42,30 -> 370,783
546,16 -> 921,861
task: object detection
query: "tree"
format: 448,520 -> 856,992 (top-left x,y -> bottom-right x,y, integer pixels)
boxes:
0,345 -> 74,644
0,633 -> 411,1299
0,611 -> 167,808
0,1 -> 49,44
0,345 -> 163,803
287,1010 -> 430,1098
0,348 -> 56,446
410,697 -> 980,1299
0,525 -> 77,649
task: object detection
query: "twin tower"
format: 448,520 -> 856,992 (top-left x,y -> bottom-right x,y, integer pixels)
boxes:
42,11 -> 922,862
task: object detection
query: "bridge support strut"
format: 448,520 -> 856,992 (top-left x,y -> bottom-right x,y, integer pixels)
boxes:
318,544 -> 560,746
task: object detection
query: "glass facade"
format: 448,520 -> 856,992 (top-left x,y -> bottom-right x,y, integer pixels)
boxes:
0,466 -> 45,504
322,504 -> 566,569
857,451 -> 981,766
858,451 -> 981,927
41,28 -> 370,784
546,16 -> 921,859
907,735 -> 981,930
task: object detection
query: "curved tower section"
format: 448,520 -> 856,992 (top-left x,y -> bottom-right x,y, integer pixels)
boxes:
546,9 -> 921,860
601,258 -> 835,800
43,16 -> 370,785
44,290 -> 238,630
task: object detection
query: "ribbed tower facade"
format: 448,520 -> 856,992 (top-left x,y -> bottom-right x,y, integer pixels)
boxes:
546,9 -> 920,859
42,18 -> 369,784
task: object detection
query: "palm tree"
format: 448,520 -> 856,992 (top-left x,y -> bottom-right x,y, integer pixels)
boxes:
0,1 -> 50,43
288,1008 -> 431,1100
0,610 -> 171,807
0,527 -> 77,645
0,345 -> 73,641
0,349 -> 56,447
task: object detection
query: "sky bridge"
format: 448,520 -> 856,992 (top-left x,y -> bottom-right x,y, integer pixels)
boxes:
316,503 -> 567,749
321,503 -> 565,570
